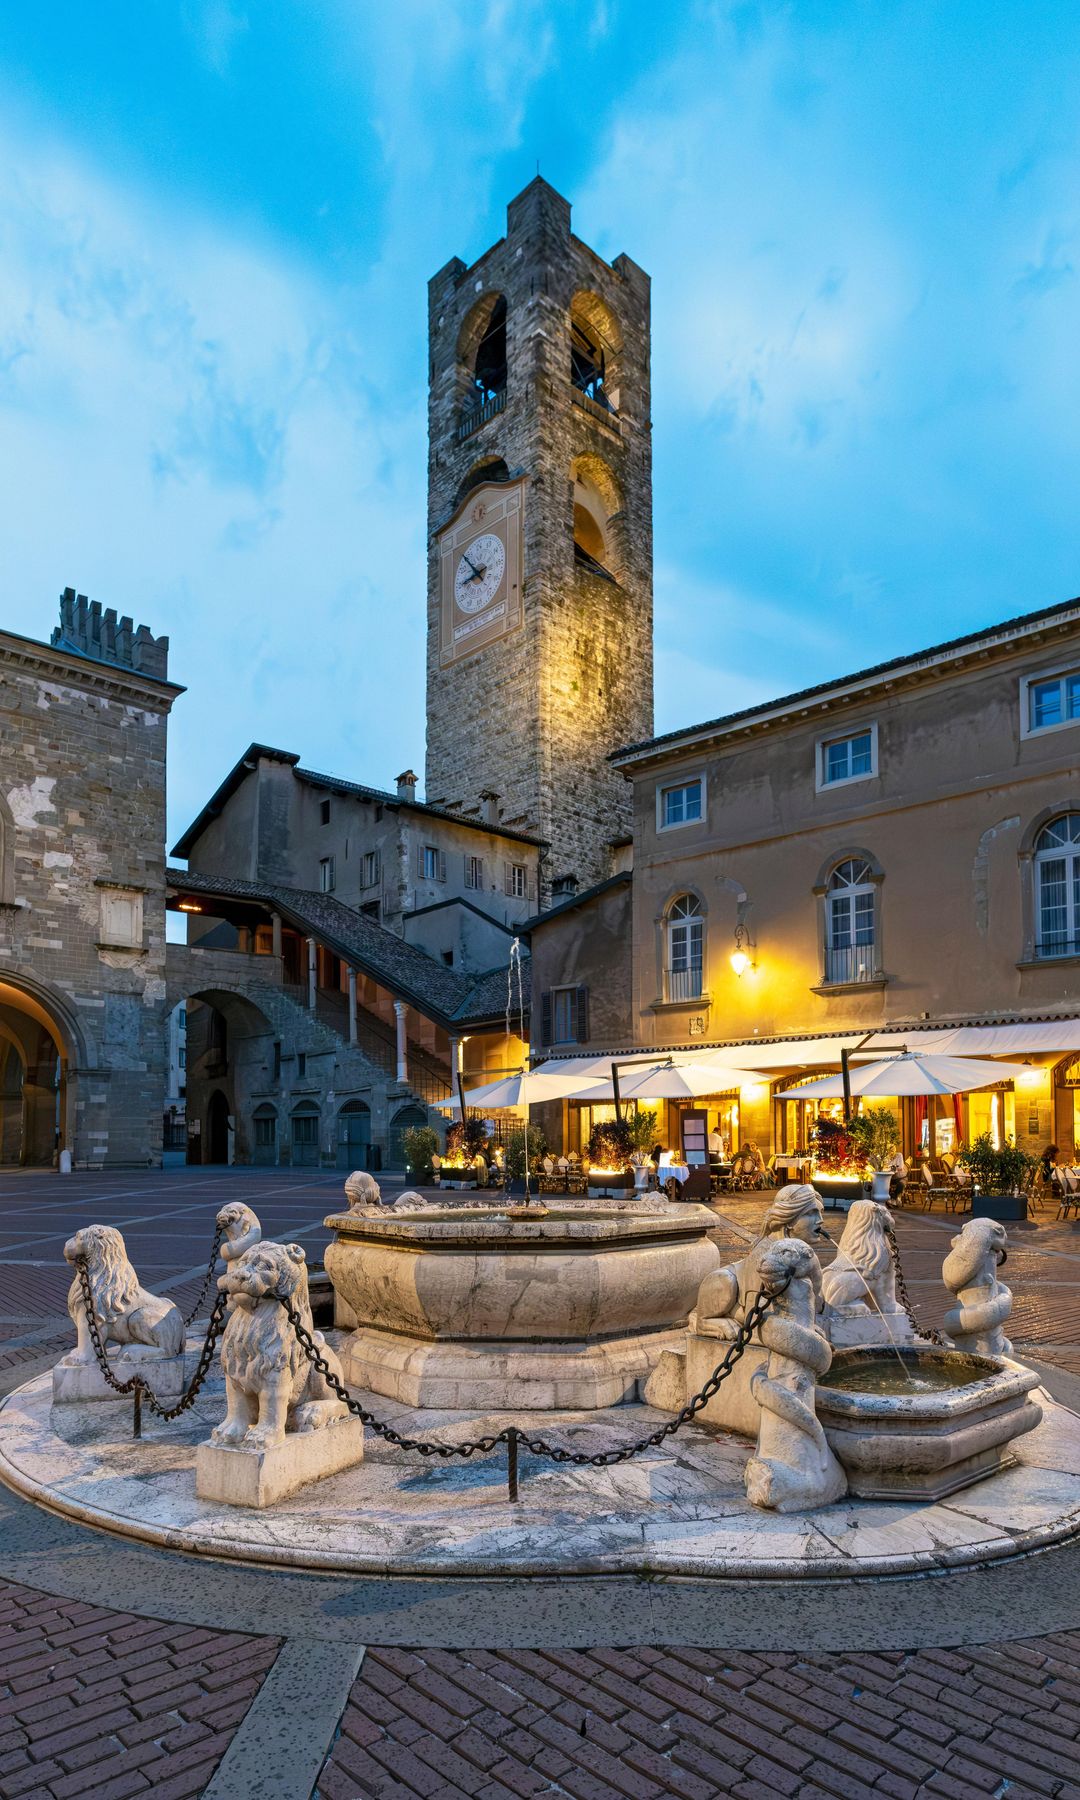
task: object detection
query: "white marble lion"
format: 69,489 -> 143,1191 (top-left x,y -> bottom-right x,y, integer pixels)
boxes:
216,1200 -> 262,1261
61,1224 -> 185,1366
211,1241 -> 349,1450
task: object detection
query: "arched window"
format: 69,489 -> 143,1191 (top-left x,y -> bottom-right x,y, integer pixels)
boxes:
825,859 -> 876,984
472,296 -> 507,402
571,457 -> 620,583
1035,814 -> 1080,957
666,895 -> 704,1001
569,290 -> 621,414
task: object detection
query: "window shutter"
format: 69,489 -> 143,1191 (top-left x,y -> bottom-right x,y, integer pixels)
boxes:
575,985 -> 590,1044
540,991 -> 552,1047
416,845 -> 424,879
464,855 -> 473,889
504,861 -> 513,896
438,850 -> 447,882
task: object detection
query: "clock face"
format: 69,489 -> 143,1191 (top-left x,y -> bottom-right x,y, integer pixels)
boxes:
453,532 -> 506,614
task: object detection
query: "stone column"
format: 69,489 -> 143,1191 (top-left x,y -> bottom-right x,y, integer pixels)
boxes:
271,912 -> 282,960
394,1002 -> 408,1084
347,968 -> 357,1045
307,938 -> 317,1011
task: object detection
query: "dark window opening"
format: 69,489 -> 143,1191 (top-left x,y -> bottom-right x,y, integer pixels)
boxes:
361,900 -> 380,922
297,1052 -> 307,1079
473,297 -> 507,404
442,949 -> 454,966
320,799 -> 331,825
571,320 -> 613,411
574,540 -> 616,583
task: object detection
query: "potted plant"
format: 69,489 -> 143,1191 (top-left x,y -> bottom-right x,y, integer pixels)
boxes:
505,1125 -> 547,1197
586,1119 -> 633,1192
847,1107 -> 901,1200
809,1116 -> 863,1204
958,1133 -> 1039,1222
401,1126 -> 439,1184
626,1108 -> 659,1191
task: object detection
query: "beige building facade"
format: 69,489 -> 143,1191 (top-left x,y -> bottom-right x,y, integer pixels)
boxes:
535,597 -> 1080,1163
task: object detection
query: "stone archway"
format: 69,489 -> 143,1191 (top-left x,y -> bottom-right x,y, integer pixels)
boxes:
0,976 -> 81,1167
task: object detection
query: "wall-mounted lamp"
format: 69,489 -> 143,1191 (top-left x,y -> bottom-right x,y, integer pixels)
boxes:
729,921 -> 756,977
177,902 -> 203,914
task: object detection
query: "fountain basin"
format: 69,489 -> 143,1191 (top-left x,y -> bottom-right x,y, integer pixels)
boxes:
816,1346 -> 1043,1500
324,1200 -> 720,1410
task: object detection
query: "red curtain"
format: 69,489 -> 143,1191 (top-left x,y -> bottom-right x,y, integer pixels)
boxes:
953,1094 -> 964,1142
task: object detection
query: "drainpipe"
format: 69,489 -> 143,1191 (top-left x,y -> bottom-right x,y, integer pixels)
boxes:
307,937 -> 317,1011
347,968 -> 357,1044
393,1002 -> 408,1084
271,912 -> 282,960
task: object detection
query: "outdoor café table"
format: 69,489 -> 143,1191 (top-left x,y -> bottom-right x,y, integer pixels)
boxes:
658,1160 -> 690,1185
773,1154 -> 809,1182
710,1160 -> 733,1192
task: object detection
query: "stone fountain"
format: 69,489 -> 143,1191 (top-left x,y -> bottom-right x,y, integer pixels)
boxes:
324,1180 -> 720,1409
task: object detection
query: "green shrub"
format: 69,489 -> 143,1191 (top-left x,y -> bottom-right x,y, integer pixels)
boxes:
586,1118 -> 633,1169
401,1126 -> 439,1181
957,1133 -> 1038,1196
847,1107 -> 900,1171
505,1125 -> 547,1181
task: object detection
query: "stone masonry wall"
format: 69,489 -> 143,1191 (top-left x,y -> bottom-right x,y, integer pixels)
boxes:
0,621 -> 180,1167
425,179 -> 653,899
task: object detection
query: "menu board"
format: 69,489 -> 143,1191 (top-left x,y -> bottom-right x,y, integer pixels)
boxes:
680,1110 -> 712,1198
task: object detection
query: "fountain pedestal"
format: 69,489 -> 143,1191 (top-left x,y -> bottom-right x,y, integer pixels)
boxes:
324,1200 -> 720,1410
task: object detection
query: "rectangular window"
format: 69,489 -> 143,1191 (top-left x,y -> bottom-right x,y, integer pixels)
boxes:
465,855 -> 483,890
1027,671 -> 1080,735
320,799 -> 331,825
361,850 -> 380,888
254,1113 -> 276,1149
821,729 -> 875,787
319,856 -> 335,892
658,779 -> 704,829
420,845 -> 446,882
177,1046 -> 186,1069
504,862 -> 527,898
297,1052 -> 307,1079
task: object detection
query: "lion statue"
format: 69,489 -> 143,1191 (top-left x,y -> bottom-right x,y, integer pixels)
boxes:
216,1201 -> 262,1262
211,1240 -> 349,1450
820,1200 -> 904,1317
61,1225 -> 184,1366
690,1185 -> 831,1337
942,1217 -> 1012,1356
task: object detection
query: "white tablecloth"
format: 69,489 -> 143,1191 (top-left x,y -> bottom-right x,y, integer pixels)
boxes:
659,1162 -> 690,1184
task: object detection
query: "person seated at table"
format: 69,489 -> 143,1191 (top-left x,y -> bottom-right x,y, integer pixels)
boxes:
1039,1143 -> 1060,1180
885,1147 -> 907,1198
650,1143 -> 665,1168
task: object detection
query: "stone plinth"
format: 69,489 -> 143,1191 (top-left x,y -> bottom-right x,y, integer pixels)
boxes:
826,1307 -> 919,1350
196,1419 -> 365,1508
683,1329 -> 767,1437
52,1345 -> 202,1405
817,1348 -> 1043,1499
324,1199 -> 720,1410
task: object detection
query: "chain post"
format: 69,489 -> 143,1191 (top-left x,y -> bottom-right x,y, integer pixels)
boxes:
506,1426 -> 519,1502
132,1379 -> 142,1439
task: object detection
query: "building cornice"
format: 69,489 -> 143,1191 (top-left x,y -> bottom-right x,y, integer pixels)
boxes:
611,600 -> 1080,771
0,629 -> 184,708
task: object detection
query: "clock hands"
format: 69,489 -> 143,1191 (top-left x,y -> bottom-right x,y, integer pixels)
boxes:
461,553 -> 486,582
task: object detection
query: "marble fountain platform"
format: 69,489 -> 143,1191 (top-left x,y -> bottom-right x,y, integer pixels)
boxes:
5,1363 -> 1080,1582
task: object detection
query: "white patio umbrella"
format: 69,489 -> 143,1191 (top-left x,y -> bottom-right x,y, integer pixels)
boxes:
572,1058 -> 764,1103
775,1051 -> 1031,1100
444,1066 -> 607,1110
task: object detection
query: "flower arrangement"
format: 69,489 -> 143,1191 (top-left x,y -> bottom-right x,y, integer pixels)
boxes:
585,1118 -> 633,1174
810,1116 -> 858,1174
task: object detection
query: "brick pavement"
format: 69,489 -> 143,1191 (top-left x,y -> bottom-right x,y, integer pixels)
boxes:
317,1641 -> 1080,1800
6,1173 -> 1080,1797
0,1578 -> 279,1800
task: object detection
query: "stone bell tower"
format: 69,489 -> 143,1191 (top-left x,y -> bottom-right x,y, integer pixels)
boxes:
424,178 -> 653,898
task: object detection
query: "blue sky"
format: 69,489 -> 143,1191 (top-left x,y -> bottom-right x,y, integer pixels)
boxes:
1,1 -> 1078,847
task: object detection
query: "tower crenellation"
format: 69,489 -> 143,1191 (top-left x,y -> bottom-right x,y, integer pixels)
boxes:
425,177 -> 653,900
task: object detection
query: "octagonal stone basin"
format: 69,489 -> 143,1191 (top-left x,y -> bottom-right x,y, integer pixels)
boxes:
817,1345 -> 1044,1500
324,1200 -> 720,1411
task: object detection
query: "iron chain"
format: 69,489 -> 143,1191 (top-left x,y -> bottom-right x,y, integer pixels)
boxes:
278,1273 -> 791,1468
885,1221 -> 947,1347
74,1257 -> 229,1420
183,1223 -> 226,1326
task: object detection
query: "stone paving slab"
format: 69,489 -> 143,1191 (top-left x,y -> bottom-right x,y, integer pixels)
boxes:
3,1368 -> 1080,1581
